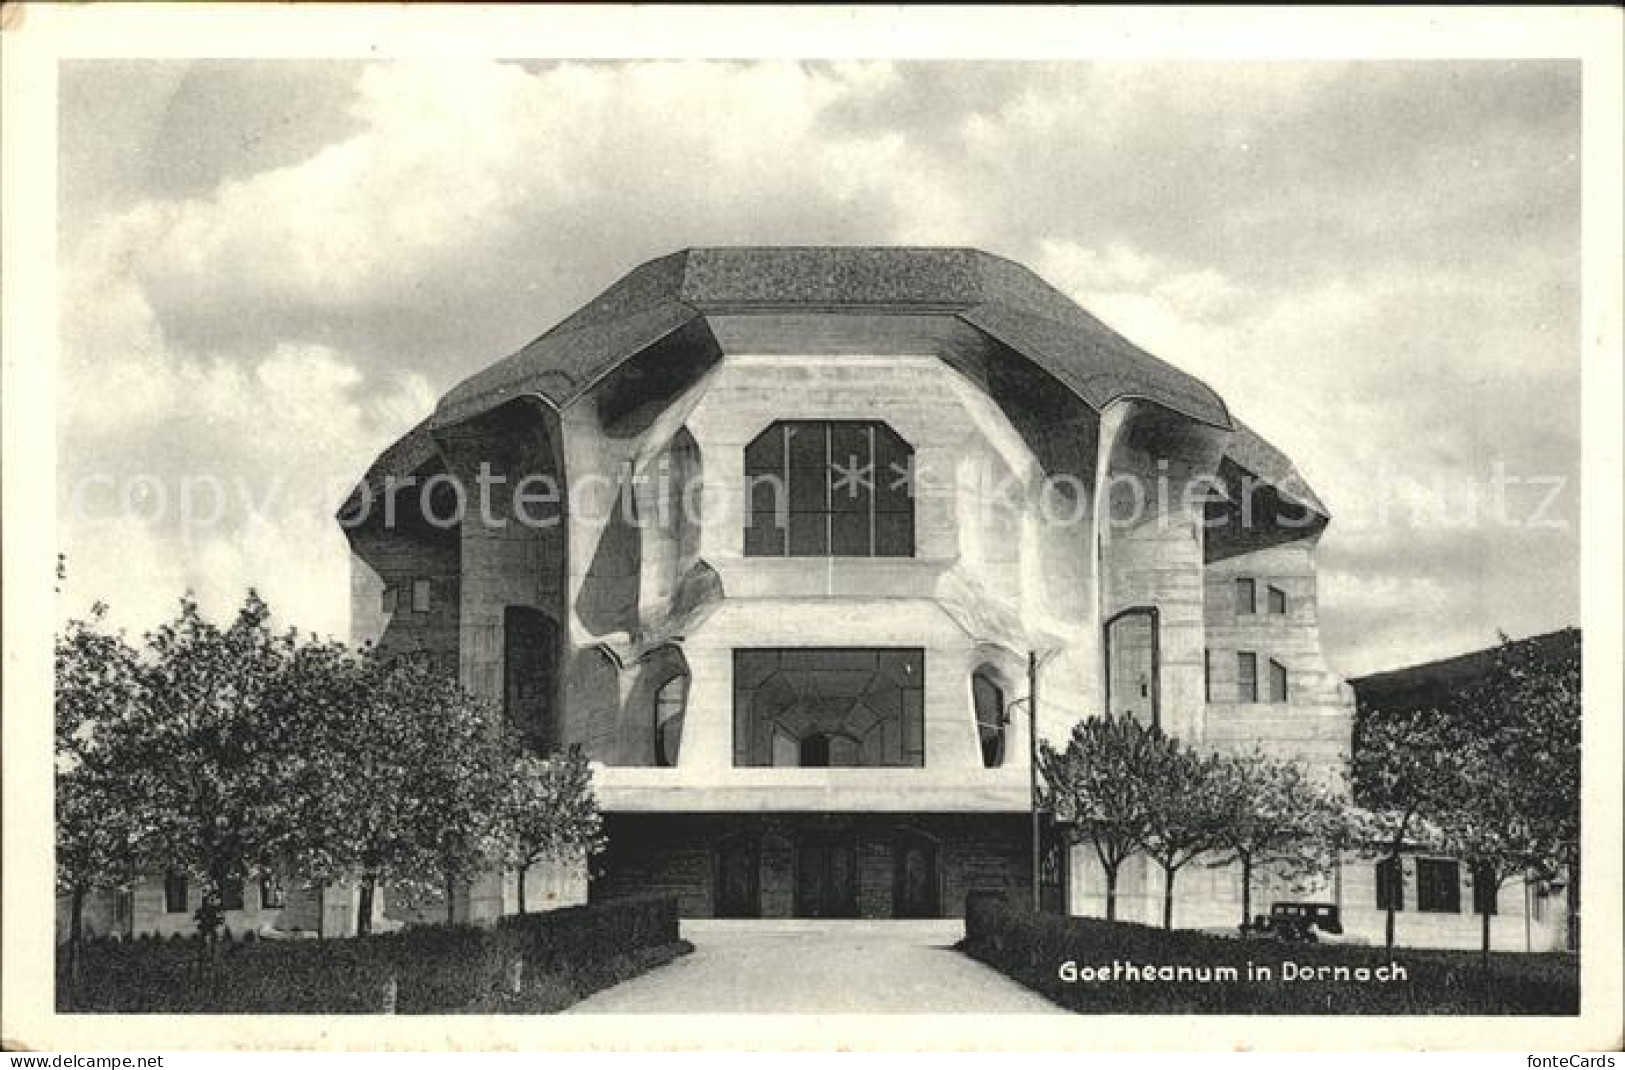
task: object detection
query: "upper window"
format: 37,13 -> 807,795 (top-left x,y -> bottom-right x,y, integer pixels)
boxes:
260,876 -> 285,910
743,421 -> 914,558
655,674 -> 687,768
1267,585 -> 1288,615
972,671 -> 1006,768
412,578 -> 433,613
1417,858 -> 1461,914
1235,578 -> 1257,615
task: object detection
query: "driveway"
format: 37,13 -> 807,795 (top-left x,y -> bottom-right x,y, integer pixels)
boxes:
568,919 -> 1062,1014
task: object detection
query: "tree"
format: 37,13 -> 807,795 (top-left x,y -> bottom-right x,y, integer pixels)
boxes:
55,604 -> 149,976
495,747 -> 606,914
1140,742 -> 1226,929
124,592 -> 297,941
1350,707 -> 1464,949
1207,750 -> 1348,932
1436,633 -> 1581,964
1039,716 -> 1163,922
309,652 -> 510,935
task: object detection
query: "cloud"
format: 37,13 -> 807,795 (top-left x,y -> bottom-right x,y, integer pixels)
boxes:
56,60 -> 1582,675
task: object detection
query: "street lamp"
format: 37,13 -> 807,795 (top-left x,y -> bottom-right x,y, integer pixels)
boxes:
1005,647 -> 1064,912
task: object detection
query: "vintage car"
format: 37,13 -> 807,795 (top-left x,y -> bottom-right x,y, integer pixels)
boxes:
1247,902 -> 1350,943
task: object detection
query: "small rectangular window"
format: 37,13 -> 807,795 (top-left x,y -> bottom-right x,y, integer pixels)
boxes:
1375,858 -> 1404,912
1268,585 -> 1288,614
1269,659 -> 1289,703
1417,858 -> 1462,913
1237,652 -> 1258,703
1235,578 -> 1256,615
164,872 -> 188,914
260,876 -> 285,910
381,584 -> 397,614
412,578 -> 432,613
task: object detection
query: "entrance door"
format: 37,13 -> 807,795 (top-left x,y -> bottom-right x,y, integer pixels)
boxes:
893,833 -> 940,918
795,836 -> 858,918
715,836 -> 760,918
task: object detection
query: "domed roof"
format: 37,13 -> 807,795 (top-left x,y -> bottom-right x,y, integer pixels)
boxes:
432,247 -> 1230,430
354,247 -> 1327,520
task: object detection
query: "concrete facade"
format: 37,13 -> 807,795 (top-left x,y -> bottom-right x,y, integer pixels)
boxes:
326,248 -> 1545,945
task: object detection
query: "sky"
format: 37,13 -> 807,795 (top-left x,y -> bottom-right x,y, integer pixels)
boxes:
54,59 -> 1582,677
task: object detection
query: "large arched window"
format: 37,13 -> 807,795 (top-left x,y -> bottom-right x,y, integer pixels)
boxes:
654,674 -> 687,767
972,671 -> 1006,768
743,421 -> 914,558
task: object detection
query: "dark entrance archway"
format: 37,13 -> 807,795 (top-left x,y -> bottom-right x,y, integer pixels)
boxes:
893,831 -> 941,918
795,834 -> 858,918
714,834 -> 760,918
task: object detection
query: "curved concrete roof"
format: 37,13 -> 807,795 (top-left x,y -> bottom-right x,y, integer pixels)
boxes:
356,247 -> 1327,519
433,247 -> 1231,430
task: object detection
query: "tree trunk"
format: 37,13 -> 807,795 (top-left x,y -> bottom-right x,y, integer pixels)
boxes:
1385,902 -> 1397,950
517,865 -> 528,916
316,883 -> 325,941
1240,856 -> 1253,931
1481,898 -> 1492,970
356,875 -> 376,937
1162,866 -> 1177,930
67,885 -> 86,984
1104,865 -> 1118,922
445,875 -> 457,926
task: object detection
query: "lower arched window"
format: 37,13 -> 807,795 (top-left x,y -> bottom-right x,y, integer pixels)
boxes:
973,671 -> 1006,768
654,674 -> 687,767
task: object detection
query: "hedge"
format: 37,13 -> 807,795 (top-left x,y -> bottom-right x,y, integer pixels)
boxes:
963,897 -> 1578,1015
58,895 -> 685,1014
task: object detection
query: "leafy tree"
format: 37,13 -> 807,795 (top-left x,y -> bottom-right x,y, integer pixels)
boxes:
308,652 -> 509,935
125,592 -> 297,941
1350,707 -> 1464,949
1207,749 -> 1348,931
1140,742 -> 1226,929
1039,716 -> 1163,921
495,747 -> 606,914
409,666 -> 512,926
1436,634 -> 1581,962
55,604 -> 149,974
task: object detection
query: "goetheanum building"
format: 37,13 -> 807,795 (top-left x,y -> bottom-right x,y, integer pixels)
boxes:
343,247 -> 1358,927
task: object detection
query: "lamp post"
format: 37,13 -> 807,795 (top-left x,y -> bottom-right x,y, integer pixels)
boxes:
1006,648 -> 1060,912
1028,649 -> 1041,911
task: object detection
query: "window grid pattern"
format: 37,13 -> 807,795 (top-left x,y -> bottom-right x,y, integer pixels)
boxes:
744,421 -> 914,558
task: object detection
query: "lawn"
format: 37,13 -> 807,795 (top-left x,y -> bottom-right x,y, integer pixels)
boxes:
57,896 -> 691,1014
963,900 -> 1579,1015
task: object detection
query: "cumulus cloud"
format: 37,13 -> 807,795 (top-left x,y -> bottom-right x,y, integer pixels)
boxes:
56,60 -> 1581,673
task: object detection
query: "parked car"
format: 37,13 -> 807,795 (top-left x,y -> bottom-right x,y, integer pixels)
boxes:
1248,902 -> 1352,944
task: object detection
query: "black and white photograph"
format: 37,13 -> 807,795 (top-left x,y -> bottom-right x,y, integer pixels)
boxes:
3,2 -> 1621,1055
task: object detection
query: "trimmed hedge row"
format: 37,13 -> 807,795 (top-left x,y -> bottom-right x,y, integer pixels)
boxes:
963,897 -> 1578,1015
58,895 -> 685,1014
